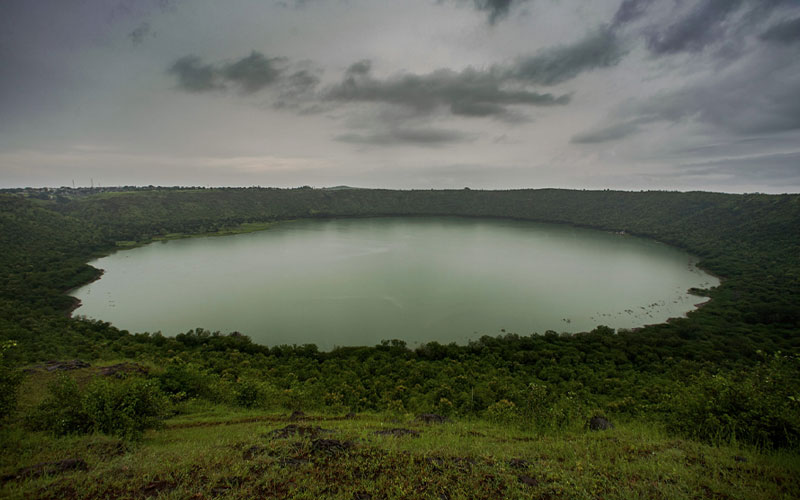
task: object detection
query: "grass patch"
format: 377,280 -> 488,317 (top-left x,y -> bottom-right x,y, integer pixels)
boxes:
1,407 -> 798,499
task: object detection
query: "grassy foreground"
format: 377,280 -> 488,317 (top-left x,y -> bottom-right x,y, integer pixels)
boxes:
2,371 -> 798,500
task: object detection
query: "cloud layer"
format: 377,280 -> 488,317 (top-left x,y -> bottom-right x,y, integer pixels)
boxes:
2,0 -> 800,192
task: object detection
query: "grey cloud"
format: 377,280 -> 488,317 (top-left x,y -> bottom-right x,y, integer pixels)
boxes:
346,60 -> 372,76
222,51 -> 285,93
760,17 -> 800,44
168,51 -> 304,95
572,40 -> 800,144
611,0 -> 655,27
325,63 -> 569,119
286,69 -> 321,94
645,0 -> 744,55
471,0 -> 526,25
335,128 -> 474,147
630,67 -> 800,136
506,28 -> 626,86
571,120 -> 642,144
675,151 -> 800,185
636,0 -> 799,57
128,22 -> 151,46
169,56 -> 222,92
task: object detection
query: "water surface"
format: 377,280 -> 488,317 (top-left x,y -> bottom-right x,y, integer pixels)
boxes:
71,217 -> 718,349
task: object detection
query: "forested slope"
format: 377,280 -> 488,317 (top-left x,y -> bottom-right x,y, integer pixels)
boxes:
1,188 -> 799,448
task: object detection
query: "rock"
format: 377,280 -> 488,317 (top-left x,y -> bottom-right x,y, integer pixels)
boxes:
373,428 -> 420,438
38,360 -> 91,372
2,458 -> 88,482
416,413 -> 447,424
268,424 -> 331,439
588,416 -> 614,431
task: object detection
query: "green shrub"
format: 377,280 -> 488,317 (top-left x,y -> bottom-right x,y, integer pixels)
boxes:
82,378 -> 167,440
518,384 -> 587,432
0,341 -> 23,419
664,353 -> 800,448
234,379 -> 263,408
485,399 -> 519,424
26,375 -> 90,435
27,375 -> 167,440
157,362 -> 217,400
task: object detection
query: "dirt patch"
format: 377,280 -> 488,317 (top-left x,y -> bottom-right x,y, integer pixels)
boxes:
508,458 -> 530,469
268,424 -> 333,439
167,415 -> 283,429
278,457 -> 312,467
518,475 -> 539,487
97,362 -> 149,377
2,459 -> 88,482
311,438 -> 354,455
141,479 -> 176,497
85,439 -> 127,460
242,445 -> 267,460
373,428 -> 420,438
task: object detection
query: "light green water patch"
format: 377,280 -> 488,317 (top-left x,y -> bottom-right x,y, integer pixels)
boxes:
71,217 -> 718,349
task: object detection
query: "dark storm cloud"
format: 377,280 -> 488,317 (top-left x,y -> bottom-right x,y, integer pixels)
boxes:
506,28 -> 626,86
325,62 -> 569,119
335,127 -> 474,147
760,17 -> 800,44
168,51 -> 294,94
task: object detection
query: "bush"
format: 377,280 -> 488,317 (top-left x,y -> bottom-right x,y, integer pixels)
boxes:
83,378 -> 167,440
26,376 -> 90,435
157,362 -> 217,400
485,399 -> 519,424
27,375 -> 167,440
0,341 -> 23,419
664,353 -> 800,448
234,379 -> 264,408
518,383 -> 587,432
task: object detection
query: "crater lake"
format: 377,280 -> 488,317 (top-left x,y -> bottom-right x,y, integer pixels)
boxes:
70,217 -> 719,349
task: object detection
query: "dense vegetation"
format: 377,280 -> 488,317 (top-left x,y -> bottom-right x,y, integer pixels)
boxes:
1,188 -> 799,455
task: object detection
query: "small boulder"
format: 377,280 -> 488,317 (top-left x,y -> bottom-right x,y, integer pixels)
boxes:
288,410 -> 306,421
587,416 -> 614,431
416,413 -> 447,424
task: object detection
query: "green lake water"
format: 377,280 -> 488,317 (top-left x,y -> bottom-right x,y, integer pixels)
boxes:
70,217 -> 718,349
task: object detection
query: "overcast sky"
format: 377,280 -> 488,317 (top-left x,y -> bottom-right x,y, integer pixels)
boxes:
1,0 -> 799,192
